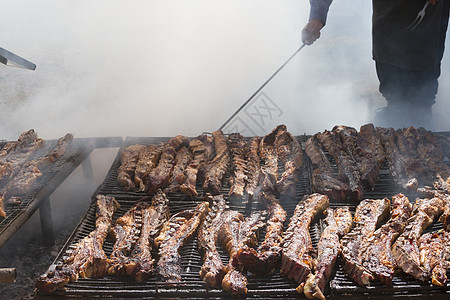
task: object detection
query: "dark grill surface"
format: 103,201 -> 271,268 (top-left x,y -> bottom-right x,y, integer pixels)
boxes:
37,135 -> 450,299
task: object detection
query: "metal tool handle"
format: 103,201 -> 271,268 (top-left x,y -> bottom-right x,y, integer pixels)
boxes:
219,44 -> 306,131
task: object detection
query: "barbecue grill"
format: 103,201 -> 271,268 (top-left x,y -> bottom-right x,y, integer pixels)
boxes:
0,136 -> 123,248
35,134 -> 450,299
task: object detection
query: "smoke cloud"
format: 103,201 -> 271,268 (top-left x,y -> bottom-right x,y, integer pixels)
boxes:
0,0 -> 448,140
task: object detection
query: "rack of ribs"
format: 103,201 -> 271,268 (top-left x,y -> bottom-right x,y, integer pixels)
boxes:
358,193 -> 413,286
199,130 -> 229,195
340,198 -> 390,285
35,195 -> 119,293
233,192 -> 287,276
219,211 -> 265,294
165,146 -> 193,193
281,193 -> 329,284
179,134 -> 214,197
117,144 -> 145,190
244,137 -> 263,202
418,229 -> 450,286
358,124 -> 386,188
155,202 -> 208,282
144,135 -> 190,194
227,133 -> 247,198
392,197 -> 444,281
133,144 -> 162,191
302,206 -> 352,300
197,194 -> 231,286
260,125 -> 286,194
305,135 -> 349,201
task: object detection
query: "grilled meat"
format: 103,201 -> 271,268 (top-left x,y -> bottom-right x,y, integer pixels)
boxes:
166,146 -> 193,193
155,202 -> 208,282
127,190 -> 169,281
359,124 -> 386,171
179,134 -> 215,197
302,207 -> 352,300
392,197 -> 444,281
35,195 -> 119,293
244,137 -> 263,202
117,144 -> 145,190
341,198 -> 390,286
259,125 -> 287,193
281,193 -> 329,284
197,195 -> 231,286
227,133 -> 247,198
144,135 -> 189,194
274,130 -> 303,197
419,230 -> 450,286
359,194 -> 413,286
199,130 -> 229,195
305,135 -> 349,201
234,192 -> 287,275
134,144 -> 162,191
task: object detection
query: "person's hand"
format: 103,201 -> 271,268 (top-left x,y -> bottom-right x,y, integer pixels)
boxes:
302,19 -> 324,45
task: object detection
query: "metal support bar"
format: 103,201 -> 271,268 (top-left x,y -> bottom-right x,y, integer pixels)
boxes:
39,196 -> 55,246
82,155 -> 93,180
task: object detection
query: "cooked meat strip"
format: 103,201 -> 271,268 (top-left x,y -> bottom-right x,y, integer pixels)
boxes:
260,125 -> 286,193
341,198 -> 390,286
117,144 -> 145,190
274,130 -> 303,197
155,202 -> 208,282
199,130 -> 230,195
244,136 -> 263,202
359,193 -> 413,286
392,197 -> 444,281
317,130 -> 363,201
419,229 -> 450,286
359,124 -> 386,170
197,195 -> 231,286
302,207 -> 352,300
233,192 -> 287,275
165,146 -> 193,193
227,133 -> 247,198
107,202 -> 147,276
144,135 -> 189,194
179,134 -> 215,197
220,211 -> 264,294
134,144 -> 162,191
126,190 -> 169,282
281,193 -> 329,284
305,135 -> 349,201
35,195 -> 119,293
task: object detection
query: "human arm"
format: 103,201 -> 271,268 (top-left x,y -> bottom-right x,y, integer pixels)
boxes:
302,0 -> 333,45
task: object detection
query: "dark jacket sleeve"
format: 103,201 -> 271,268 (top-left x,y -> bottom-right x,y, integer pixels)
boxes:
309,0 -> 333,25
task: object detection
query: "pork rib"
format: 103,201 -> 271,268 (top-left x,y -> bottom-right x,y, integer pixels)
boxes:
281,193 -> 329,284
35,195 -> 119,293
134,144 -> 162,191
244,137 -> 263,201
227,133 -> 247,198
259,125 -> 286,193
165,146 -> 193,193
419,229 -> 450,286
117,144 -> 145,190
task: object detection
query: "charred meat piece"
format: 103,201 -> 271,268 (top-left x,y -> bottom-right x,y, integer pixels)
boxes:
259,125 -> 286,193
126,190 -> 169,282
392,197 -> 444,281
305,135 -> 348,201
359,124 -> 386,171
341,198 -> 390,286
227,133 -> 247,198
35,195 -> 119,293
234,192 -> 287,275
302,207 -> 352,300
274,130 -> 303,197
117,144 -> 145,190
359,193 -> 413,286
144,135 -> 189,194
166,146 -> 193,193
199,130 -> 230,195
179,134 -> 215,197
419,230 -> 450,286
281,193 -> 329,284
244,137 -> 263,202
197,195 -> 231,286
219,211 -> 264,294
155,202 -> 208,282
134,144 -> 162,191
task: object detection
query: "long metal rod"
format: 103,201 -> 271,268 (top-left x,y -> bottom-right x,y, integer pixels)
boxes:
219,43 -> 306,131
